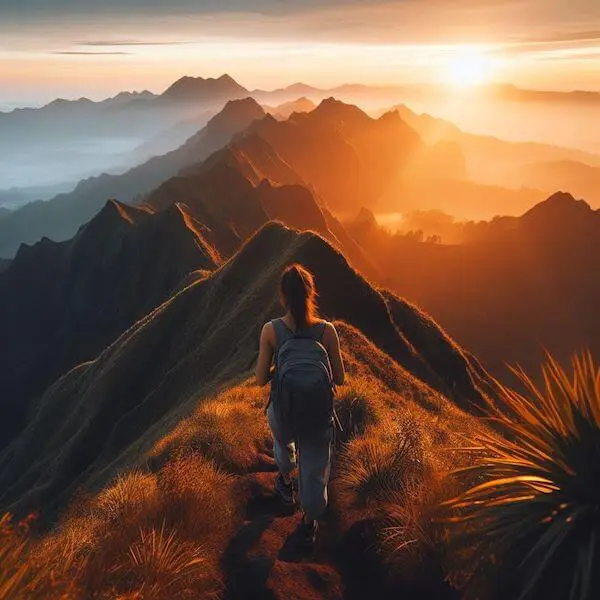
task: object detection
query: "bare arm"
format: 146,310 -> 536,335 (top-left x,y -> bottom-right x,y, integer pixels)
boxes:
324,322 -> 345,386
255,322 -> 275,386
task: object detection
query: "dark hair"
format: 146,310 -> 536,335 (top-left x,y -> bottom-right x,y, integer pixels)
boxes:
280,264 -> 318,330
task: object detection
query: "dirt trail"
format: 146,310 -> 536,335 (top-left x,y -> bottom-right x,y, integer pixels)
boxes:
222,467 -> 344,600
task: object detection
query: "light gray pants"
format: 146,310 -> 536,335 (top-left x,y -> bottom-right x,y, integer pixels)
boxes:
267,403 -> 333,521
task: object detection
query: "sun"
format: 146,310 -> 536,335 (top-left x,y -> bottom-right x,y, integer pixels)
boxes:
447,51 -> 489,88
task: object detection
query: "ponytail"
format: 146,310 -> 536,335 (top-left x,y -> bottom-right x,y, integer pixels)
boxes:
280,264 -> 318,330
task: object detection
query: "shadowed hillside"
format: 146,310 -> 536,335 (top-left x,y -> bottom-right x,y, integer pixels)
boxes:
0,200 -> 220,447
241,99 -> 422,212
0,98 -> 266,257
347,191 -> 600,375
0,223 -> 491,522
147,135 -> 380,277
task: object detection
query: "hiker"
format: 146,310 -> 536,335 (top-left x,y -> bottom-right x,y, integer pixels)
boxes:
256,264 -> 345,547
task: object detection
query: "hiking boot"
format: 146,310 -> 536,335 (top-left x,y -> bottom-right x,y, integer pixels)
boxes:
274,474 -> 294,505
297,517 -> 319,548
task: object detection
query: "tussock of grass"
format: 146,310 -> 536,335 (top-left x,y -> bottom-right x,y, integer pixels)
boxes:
32,454 -> 238,598
126,523 -> 212,599
151,385 -> 269,473
96,470 -> 161,524
337,424 -> 426,508
158,455 -> 238,550
446,352 -> 600,600
0,514 -> 80,600
334,377 -> 385,443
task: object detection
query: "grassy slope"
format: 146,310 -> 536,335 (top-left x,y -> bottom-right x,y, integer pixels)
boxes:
1,321 -> 483,599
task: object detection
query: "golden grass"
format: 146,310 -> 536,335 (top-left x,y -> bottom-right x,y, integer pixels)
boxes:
158,455 -> 239,550
334,377 -> 386,444
5,368 -> 485,598
126,523 -> 211,599
0,514 -> 81,600
445,352 -> 600,600
151,384 -> 270,473
337,425 -> 426,508
329,370 -> 484,596
31,453 -> 238,598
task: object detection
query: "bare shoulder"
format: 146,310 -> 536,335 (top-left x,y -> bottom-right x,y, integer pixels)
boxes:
261,321 -> 276,344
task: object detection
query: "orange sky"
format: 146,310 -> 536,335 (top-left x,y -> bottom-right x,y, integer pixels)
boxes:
1,1 -> 599,105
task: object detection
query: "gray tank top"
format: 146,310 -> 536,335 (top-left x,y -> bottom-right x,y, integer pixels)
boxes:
272,318 -> 327,353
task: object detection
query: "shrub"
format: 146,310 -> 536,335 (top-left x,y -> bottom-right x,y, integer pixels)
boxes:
337,421 -> 426,508
445,352 -> 600,600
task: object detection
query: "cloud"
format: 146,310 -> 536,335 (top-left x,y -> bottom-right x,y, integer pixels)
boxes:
531,30 -> 600,44
78,40 -> 192,46
0,0 -> 534,20
51,51 -> 133,55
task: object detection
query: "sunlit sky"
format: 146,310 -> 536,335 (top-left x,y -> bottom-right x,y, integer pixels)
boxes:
1,0 -> 599,106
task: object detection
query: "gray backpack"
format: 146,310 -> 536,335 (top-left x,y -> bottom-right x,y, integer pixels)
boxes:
272,318 -> 334,439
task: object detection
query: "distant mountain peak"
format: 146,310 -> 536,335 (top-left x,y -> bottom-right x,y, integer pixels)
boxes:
356,207 -> 378,227
203,97 -> 265,134
221,96 -> 263,114
82,200 -> 152,240
522,191 -> 597,230
285,82 -> 317,93
108,90 -> 154,102
524,191 -> 590,216
318,96 -> 346,108
309,97 -> 370,125
161,74 -> 248,100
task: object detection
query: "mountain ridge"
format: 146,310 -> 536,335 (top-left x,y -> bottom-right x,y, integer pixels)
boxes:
0,199 -> 220,448
0,221 -> 492,520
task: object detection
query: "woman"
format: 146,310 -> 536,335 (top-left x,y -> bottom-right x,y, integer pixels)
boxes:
256,264 -> 345,547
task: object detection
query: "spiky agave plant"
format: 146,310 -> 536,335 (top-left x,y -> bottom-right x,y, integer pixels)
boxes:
446,352 -> 600,600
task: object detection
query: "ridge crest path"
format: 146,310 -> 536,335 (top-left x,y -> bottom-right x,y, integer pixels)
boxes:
223,459 -> 344,600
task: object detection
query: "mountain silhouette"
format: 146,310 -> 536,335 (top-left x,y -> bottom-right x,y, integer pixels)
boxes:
237,99 -> 543,220
0,200 -> 219,448
264,97 -> 317,120
0,222 -> 491,519
0,75 -> 258,197
161,74 -> 248,102
522,190 -> 599,228
0,98 -> 266,257
239,98 -> 422,212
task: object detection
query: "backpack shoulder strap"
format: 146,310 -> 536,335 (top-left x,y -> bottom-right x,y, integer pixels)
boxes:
272,319 -> 293,361
314,320 -> 327,342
